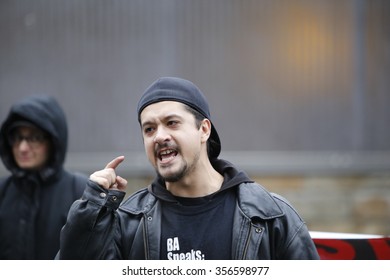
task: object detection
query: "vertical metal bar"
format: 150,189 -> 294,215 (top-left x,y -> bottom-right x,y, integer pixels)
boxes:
352,0 -> 367,150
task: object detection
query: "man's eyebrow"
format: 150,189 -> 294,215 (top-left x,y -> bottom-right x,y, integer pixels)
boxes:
140,121 -> 150,127
164,113 -> 183,120
141,113 -> 184,126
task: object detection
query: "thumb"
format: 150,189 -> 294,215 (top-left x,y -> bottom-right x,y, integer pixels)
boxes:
111,175 -> 127,191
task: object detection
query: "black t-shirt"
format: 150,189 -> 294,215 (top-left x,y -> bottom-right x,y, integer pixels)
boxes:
160,188 -> 236,260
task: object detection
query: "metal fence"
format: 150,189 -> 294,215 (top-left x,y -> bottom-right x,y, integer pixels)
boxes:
1,0 -> 389,176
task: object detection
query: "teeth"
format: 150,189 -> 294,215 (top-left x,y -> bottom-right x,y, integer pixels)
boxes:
160,149 -> 174,155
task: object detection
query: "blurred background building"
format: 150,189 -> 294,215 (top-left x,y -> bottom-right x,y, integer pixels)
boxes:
1,0 -> 389,235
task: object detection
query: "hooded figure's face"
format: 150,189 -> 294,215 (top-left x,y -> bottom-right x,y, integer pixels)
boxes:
0,95 -> 68,179
9,126 -> 51,171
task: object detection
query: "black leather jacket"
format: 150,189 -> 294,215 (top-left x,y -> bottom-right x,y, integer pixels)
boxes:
59,159 -> 319,260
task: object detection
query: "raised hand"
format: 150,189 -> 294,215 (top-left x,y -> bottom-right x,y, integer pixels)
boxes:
89,156 -> 128,191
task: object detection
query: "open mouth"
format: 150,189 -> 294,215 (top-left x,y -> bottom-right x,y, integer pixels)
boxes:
158,149 -> 178,164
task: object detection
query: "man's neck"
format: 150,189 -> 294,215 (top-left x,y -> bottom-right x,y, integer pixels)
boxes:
166,161 -> 224,198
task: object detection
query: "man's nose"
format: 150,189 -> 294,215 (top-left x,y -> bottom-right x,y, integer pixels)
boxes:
153,127 -> 171,144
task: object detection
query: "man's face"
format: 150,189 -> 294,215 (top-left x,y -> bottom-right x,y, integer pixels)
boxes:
140,101 -> 209,182
9,126 -> 50,171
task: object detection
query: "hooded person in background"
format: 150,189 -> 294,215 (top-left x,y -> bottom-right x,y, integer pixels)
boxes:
0,95 -> 88,259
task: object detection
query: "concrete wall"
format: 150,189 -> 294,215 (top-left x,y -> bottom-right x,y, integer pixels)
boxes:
257,174 -> 390,236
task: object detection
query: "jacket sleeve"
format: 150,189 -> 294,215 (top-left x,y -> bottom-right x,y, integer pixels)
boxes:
272,195 -> 320,260
59,180 -> 126,259
281,221 -> 320,259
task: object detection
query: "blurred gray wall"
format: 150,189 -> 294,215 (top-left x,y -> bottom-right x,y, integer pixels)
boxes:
1,0 -> 389,177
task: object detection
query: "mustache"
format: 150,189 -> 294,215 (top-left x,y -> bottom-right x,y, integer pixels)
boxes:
154,142 -> 179,157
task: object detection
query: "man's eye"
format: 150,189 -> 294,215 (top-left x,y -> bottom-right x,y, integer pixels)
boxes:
167,120 -> 178,126
144,127 -> 154,134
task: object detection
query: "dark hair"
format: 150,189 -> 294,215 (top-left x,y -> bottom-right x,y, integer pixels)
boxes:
183,104 -> 216,157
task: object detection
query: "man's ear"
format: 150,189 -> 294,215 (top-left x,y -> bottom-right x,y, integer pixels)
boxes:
200,119 -> 212,143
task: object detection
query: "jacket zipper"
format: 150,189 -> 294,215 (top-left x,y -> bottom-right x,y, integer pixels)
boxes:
242,222 -> 252,259
143,214 -> 149,259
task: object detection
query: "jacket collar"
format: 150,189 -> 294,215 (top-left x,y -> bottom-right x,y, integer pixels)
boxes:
121,181 -> 285,220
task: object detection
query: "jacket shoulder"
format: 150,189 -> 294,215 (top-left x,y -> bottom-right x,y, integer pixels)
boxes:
71,172 -> 89,186
0,176 -> 11,196
57,170 -> 88,198
238,182 -> 306,224
0,176 -> 10,187
237,182 -> 285,220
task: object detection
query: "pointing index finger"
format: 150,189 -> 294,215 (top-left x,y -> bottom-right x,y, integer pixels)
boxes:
105,156 -> 125,170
